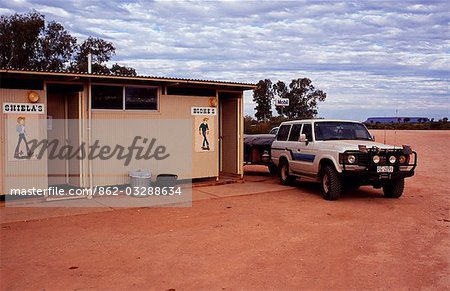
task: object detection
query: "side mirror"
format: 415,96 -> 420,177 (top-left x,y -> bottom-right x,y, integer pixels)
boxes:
372,135 -> 375,141
299,134 -> 307,142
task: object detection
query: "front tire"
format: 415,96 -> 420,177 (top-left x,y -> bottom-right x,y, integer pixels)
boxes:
383,179 -> 404,198
279,160 -> 296,185
321,165 -> 341,200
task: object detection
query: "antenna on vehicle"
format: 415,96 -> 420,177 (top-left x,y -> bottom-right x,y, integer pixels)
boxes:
394,90 -> 398,145
383,109 -> 387,144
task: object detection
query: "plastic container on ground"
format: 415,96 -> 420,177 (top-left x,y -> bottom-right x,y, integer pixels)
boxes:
156,174 -> 178,188
129,169 -> 151,197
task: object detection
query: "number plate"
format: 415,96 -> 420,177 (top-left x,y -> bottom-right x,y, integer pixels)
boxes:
377,166 -> 394,173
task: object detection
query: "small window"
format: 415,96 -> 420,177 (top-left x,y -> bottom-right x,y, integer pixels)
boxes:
288,124 -> 302,141
302,124 -> 313,141
277,125 -> 291,141
125,87 -> 158,110
92,85 -> 123,109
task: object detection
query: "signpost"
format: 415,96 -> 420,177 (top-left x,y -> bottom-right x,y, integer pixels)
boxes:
275,98 -> 289,107
274,98 -> 289,116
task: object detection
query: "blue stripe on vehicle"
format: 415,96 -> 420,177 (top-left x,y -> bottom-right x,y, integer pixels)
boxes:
292,153 -> 316,163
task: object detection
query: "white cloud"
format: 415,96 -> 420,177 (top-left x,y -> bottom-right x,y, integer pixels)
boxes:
0,0 -> 448,120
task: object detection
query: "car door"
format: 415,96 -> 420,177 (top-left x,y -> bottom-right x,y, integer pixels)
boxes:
271,124 -> 291,166
286,123 -> 303,173
294,123 -> 317,174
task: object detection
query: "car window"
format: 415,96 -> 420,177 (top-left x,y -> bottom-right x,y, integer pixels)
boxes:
276,125 -> 291,141
288,124 -> 302,141
314,122 -> 372,141
302,124 -> 313,141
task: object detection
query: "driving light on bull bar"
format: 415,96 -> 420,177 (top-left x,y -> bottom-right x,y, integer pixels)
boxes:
399,155 -> 407,164
347,155 -> 356,164
389,156 -> 396,164
402,145 -> 412,155
373,155 -> 380,164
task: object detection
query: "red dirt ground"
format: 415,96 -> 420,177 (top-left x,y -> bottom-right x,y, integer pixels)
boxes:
1,130 -> 449,290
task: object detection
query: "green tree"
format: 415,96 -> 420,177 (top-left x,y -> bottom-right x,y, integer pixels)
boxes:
272,80 -> 289,116
36,21 -> 77,70
273,78 -> 326,119
253,79 -> 274,121
71,37 -> 115,73
0,11 -> 136,74
0,11 -> 44,68
111,63 -> 137,76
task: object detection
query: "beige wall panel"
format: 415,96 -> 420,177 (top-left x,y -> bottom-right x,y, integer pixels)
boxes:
1,89 -> 47,194
91,94 -> 218,186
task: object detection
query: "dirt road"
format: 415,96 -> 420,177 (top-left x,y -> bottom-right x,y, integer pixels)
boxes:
1,130 -> 449,290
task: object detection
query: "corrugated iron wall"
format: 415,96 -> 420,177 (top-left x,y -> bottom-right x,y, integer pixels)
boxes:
1,84 -> 242,192
1,88 -> 47,194
90,94 -> 218,185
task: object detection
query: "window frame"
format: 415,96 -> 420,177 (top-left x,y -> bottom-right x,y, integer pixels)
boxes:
288,123 -> 302,142
313,121 -> 372,141
124,85 -> 159,111
91,83 -> 125,111
91,83 -> 160,112
276,124 -> 292,141
301,123 -> 314,142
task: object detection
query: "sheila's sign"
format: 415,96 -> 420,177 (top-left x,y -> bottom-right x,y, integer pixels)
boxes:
3,103 -> 45,114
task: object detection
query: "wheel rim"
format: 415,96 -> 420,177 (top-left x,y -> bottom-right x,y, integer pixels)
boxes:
323,173 -> 329,193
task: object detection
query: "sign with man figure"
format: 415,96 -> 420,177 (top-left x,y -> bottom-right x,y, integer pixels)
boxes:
194,116 -> 215,152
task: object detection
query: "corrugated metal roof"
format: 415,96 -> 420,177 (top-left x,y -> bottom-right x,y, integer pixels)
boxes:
0,67 -> 256,89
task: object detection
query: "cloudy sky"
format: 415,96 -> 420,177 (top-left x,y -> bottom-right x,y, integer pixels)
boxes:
1,0 -> 449,120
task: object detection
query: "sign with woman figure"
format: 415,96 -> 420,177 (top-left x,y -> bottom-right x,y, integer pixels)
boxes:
14,116 -> 33,158
7,115 -> 40,161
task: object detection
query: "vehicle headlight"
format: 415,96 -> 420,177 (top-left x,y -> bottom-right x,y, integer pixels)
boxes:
389,156 -> 396,164
373,155 -> 380,164
399,155 -> 406,164
347,155 -> 356,164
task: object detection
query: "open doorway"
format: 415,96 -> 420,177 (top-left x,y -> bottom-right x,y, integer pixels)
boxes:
46,84 -> 84,187
219,92 -> 241,174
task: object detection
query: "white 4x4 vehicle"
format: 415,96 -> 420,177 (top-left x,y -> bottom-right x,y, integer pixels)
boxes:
271,119 -> 417,200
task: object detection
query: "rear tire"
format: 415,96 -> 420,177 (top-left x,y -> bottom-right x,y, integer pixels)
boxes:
383,179 -> 404,198
321,165 -> 341,200
268,162 -> 277,176
279,160 -> 296,185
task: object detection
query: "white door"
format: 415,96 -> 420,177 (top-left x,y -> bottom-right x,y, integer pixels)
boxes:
295,123 -> 317,175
